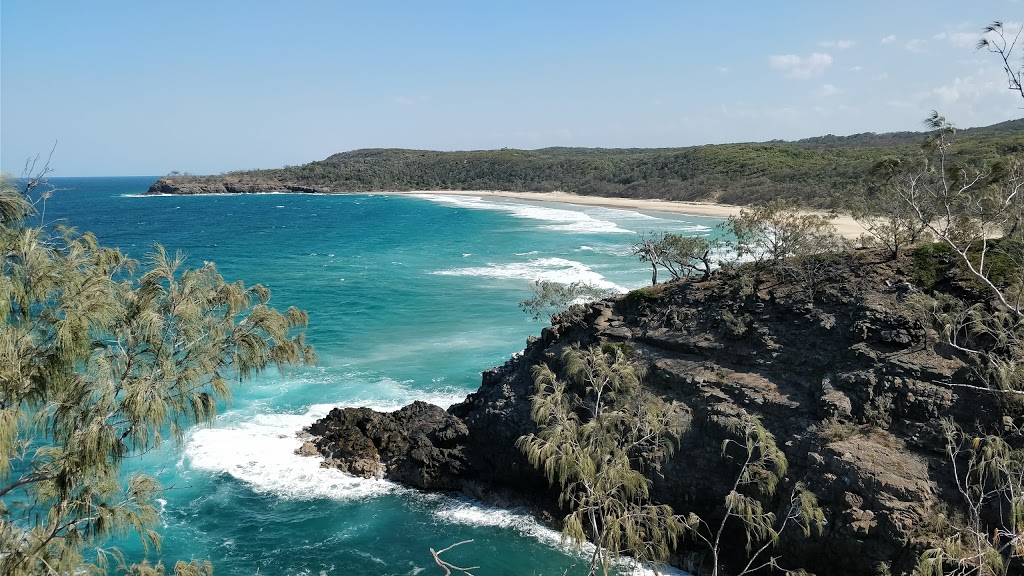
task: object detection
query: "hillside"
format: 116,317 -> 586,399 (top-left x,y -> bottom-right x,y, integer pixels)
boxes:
148,119 -> 1023,207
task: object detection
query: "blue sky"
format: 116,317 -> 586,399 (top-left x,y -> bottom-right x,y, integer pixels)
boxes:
2,1 -> 1021,176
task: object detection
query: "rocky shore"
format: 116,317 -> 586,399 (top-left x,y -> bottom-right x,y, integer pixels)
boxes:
298,248 -> 1016,575
145,176 -> 329,195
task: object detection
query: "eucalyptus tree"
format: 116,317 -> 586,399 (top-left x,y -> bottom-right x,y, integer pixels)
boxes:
849,156 -> 936,259
902,20 -> 1024,575
632,233 -> 668,285
0,175 -> 314,574
725,201 -> 839,268
632,232 -> 720,285
915,422 -> 1024,576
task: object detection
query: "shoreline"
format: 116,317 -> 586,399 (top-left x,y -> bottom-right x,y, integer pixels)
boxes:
377,189 -> 870,240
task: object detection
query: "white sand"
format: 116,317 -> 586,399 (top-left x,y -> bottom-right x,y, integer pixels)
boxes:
379,190 -> 869,239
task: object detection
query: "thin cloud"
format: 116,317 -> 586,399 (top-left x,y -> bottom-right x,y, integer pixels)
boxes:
905,39 -> 927,53
819,40 -> 855,49
769,52 -> 833,78
932,72 -> 1005,104
933,31 -> 977,48
881,34 -> 897,45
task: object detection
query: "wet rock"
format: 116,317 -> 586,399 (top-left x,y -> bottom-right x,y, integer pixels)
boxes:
303,401 -> 470,490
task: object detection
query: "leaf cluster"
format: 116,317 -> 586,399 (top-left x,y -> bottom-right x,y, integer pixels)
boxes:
685,415 -> 824,576
0,175 -> 314,574
914,422 -> 1024,576
518,280 -> 614,323
516,345 -> 688,575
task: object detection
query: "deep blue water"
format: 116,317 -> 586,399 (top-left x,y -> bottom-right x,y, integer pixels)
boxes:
36,177 -> 725,575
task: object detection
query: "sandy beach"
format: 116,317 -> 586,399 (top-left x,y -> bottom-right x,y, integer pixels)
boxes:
383,189 -> 869,240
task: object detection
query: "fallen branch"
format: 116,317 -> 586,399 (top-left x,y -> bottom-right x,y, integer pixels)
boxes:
430,540 -> 479,576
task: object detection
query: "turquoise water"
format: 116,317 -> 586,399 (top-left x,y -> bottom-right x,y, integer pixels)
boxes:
39,177 -> 725,575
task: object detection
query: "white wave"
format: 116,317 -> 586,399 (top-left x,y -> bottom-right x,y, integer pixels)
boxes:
183,384 -> 468,501
414,194 -> 632,234
433,501 -> 564,547
432,257 -> 627,292
433,501 -> 690,575
185,406 -> 400,501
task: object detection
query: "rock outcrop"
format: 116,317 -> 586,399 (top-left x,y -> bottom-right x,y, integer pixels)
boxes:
299,249 -> 1018,575
146,176 -> 329,195
301,401 -> 470,490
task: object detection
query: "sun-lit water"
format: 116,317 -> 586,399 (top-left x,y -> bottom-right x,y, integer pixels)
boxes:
37,177 -> 725,575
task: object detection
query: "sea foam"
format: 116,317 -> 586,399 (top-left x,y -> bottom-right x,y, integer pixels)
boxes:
184,403 -> 402,501
431,257 -> 627,292
183,385 -> 468,502
414,195 -> 634,234
433,500 -> 691,575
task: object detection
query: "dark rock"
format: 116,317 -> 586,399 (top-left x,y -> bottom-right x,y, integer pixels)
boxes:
146,176 -> 331,196
298,248 -> 1011,576
303,401 -> 469,489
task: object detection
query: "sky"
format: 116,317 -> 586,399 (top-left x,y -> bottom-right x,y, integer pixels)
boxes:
1,1 -> 1022,176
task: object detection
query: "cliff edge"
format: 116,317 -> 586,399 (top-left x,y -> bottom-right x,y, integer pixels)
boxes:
299,248 -> 1018,575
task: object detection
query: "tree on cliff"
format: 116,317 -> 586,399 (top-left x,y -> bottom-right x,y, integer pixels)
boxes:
848,157 -> 935,259
516,344 -> 688,575
0,174 -> 314,574
890,35 -> 1023,397
725,200 -> 839,269
683,415 -> 824,576
906,20 -> 1024,576
519,280 -> 614,323
631,232 -> 722,286
914,421 -> 1024,576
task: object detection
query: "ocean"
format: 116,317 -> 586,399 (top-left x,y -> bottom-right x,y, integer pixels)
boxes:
37,176 -> 726,575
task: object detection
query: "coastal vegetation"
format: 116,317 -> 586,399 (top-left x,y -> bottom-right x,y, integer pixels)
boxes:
504,22 -> 1024,575
519,280 -> 615,323
518,342 -> 827,576
155,120 -> 1024,209
6,15 -> 1023,576
0,174 -> 314,574
517,344 -> 686,575
632,233 -> 722,285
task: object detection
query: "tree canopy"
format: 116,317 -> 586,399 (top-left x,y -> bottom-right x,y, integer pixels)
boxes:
0,175 -> 314,574
192,119 -> 1024,209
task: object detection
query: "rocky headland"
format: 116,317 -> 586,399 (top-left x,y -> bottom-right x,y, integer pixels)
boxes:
145,175 -> 329,195
298,248 -> 1018,575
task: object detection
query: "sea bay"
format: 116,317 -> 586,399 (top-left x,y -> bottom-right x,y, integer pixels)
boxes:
41,177 -> 724,575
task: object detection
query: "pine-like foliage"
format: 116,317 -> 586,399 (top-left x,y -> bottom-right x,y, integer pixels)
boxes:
518,280 -> 614,323
516,344 -> 688,575
683,415 -> 824,576
0,175 -> 314,574
914,422 -> 1024,576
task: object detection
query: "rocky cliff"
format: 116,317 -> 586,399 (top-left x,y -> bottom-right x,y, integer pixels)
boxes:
299,248 -> 1018,575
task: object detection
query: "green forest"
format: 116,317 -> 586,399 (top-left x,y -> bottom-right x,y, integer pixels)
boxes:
225,118 -> 1023,207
